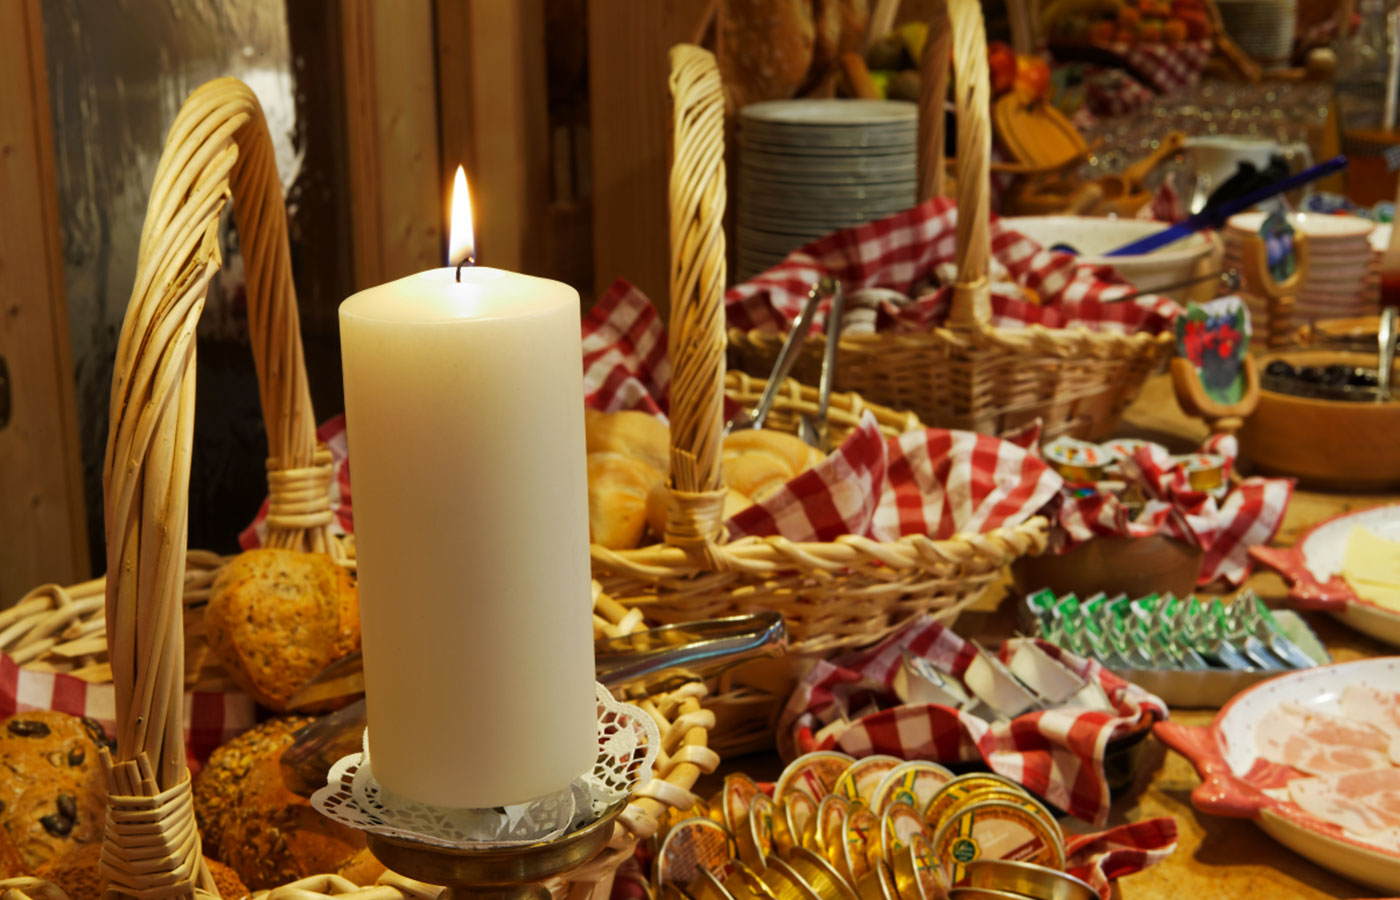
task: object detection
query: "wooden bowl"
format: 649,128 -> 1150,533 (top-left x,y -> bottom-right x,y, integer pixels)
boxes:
1010,535 -> 1203,599
1238,349 -> 1400,490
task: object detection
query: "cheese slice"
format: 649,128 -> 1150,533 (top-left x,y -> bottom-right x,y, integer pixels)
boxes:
1344,575 -> 1400,612
1342,527 -> 1400,585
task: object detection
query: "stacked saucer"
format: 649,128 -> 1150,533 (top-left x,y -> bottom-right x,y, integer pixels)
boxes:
1215,0 -> 1296,66
1225,212 -> 1378,330
736,99 -> 917,280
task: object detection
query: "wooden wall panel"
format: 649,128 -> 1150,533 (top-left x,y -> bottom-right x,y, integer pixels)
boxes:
0,0 -> 89,601
342,0 -> 444,287
588,0 -> 713,314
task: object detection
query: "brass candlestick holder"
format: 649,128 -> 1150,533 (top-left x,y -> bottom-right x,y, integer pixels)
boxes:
365,800 -> 627,900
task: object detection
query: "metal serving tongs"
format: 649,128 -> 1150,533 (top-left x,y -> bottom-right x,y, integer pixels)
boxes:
728,277 -> 836,433
1379,306 -> 1396,403
279,612 -> 787,797
805,279 -> 846,452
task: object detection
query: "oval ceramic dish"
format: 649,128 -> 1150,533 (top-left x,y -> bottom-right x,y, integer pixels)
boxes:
1155,658 -> 1400,894
1250,503 -> 1400,648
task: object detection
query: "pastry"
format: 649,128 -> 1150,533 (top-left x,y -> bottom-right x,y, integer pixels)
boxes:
194,716 -> 365,890
587,452 -> 660,550
720,0 -> 816,109
585,409 -> 670,475
0,711 -> 112,870
722,429 -> 826,501
205,549 -> 360,711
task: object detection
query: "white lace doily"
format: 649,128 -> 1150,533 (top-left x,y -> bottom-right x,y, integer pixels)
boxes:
311,682 -> 660,848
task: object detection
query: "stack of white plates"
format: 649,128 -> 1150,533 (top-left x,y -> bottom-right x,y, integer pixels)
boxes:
1225,212 -> 1379,329
736,99 -> 917,280
1216,0 -> 1296,65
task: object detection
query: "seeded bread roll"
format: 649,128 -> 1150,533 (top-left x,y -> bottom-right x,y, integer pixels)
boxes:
194,716 -> 365,890
205,549 -> 360,712
0,711 -> 111,871
721,0 -> 817,108
0,822 -> 27,878
585,409 -> 670,475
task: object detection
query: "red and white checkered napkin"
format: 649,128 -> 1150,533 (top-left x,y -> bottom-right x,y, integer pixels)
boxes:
1095,39 -> 1213,94
1044,432 -> 1293,586
1084,67 -> 1158,117
725,197 -> 1181,338
242,279 -> 1063,548
776,616 -> 1170,831
0,652 -> 255,769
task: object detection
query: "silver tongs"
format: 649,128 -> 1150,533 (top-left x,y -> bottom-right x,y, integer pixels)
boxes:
279,613 -> 787,797
728,278 -> 835,433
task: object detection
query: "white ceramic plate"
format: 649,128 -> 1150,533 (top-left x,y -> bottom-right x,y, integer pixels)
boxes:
1228,212 -> 1375,241
1157,659 -> 1400,894
1251,503 -> 1400,648
741,99 -> 917,126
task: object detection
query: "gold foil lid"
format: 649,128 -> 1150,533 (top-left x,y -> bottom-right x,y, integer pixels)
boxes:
931,799 -> 1066,886
870,761 -> 956,815
773,796 -> 799,859
764,857 -> 825,900
724,774 -> 765,834
732,861 -> 783,900
790,847 -> 860,900
1176,453 -> 1227,491
856,860 -> 899,900
877,802 -> 929,869
776,752 -> 856,807
661,798 -> 713,842
692,868 -> 740,900
937,790 -> 1062,854
661,883 -> 697,900
842,806 -> 880,883
815,793 -> 852,861
832,755 -> 903,807
891,832 -> 950,900
738,793 -> 777,871
657,817 -> 735,893
789,791 -> 820,853
923,774 -> 1026,833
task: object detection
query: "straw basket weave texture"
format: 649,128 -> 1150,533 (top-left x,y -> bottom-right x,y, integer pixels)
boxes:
0,78 -> 715,900
589,46 -> 1048,754
726,0 -> 1174,441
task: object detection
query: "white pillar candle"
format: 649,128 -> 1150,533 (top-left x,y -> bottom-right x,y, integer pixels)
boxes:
338,181 -> 595,809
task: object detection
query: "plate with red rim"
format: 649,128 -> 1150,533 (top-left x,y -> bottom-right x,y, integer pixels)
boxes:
1155,657 -> 1400,893
1250,503 -> 1400,649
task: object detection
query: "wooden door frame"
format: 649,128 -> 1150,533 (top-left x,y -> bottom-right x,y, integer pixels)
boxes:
0,0 -> 90,601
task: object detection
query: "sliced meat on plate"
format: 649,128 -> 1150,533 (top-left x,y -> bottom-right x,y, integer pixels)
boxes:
1287,767 -> 1400,852
1341,683 -> 1400,738
1255,704 -> 1393,776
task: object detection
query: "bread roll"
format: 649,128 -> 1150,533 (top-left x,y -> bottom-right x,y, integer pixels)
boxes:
0,711 -> 111,871
721,0 -> 817,108
723,430 -> 826,500
194,716 -> 365,890
645,481 -> 754,538
588,452 -> 661,550
205,549 -> 360,712
34,843 -> 248,900
585,409 -> 670,474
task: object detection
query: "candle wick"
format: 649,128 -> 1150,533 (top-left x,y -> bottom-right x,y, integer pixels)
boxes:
455,255 -> 476,282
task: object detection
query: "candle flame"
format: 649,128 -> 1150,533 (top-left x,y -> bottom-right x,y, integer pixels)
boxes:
448,166 -> 475,267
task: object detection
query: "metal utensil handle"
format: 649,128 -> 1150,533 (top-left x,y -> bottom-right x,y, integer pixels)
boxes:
1379,306 -> 1396,402
817,280 -> 846,435
751,280 -> 826,429
1110,268 -> 1239,303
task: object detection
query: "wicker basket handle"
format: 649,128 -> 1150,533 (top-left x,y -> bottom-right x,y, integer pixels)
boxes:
101,78 -> 320,899
663,46 -> 730,562
918,0 -> 994,329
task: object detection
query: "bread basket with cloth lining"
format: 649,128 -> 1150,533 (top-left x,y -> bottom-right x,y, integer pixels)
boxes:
0,78 -> 715,900
581,44 -> 1051,757
725,0 -> 1176,441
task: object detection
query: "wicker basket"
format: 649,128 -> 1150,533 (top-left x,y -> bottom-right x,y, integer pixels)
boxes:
589,46 -> 1048,756
0,78 -> 714,900
726,0 -> 1174,442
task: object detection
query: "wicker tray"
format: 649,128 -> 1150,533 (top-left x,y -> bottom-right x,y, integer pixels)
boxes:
590,46 -> 1048,757
0,78 -> 714,900
725,0 -> 1174,441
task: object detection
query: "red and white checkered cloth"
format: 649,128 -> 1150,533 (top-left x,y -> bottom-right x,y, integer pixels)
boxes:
246,281 -> 1064,548
1062,819 -> 1180,899
1084,67 -> 1158,117
0,652 -> 255,769
1043,433 -> 1293,586
1091,39 -> 1212,94
725,197 -> 1181,338
777,616 -> 1170,831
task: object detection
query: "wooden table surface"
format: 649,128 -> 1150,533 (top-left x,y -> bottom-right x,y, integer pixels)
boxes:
702,373 -> 1399,899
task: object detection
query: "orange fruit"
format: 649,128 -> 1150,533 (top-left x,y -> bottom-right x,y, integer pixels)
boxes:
1163,19 -> 1188,43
